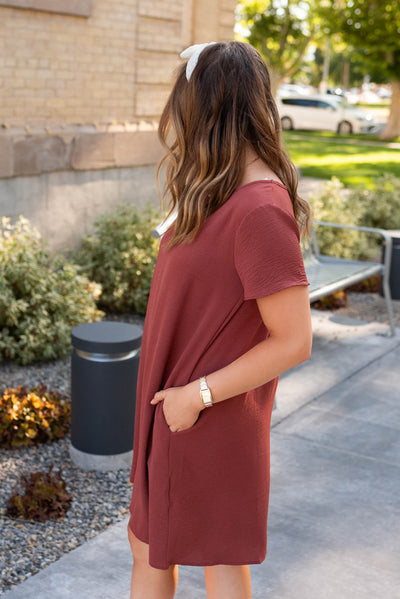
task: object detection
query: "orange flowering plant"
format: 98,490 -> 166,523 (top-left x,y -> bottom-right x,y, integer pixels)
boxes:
0,384 -> 70,449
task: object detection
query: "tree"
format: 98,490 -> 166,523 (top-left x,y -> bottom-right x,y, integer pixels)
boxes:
319,43 -> 370,89
236,0 -> 324,95
331,0 -> 400,139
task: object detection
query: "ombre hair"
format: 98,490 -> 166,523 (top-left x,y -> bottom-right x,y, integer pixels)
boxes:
157,41 -> 311,246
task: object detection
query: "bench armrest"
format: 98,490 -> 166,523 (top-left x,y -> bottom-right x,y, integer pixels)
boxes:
313,220 -> 394,247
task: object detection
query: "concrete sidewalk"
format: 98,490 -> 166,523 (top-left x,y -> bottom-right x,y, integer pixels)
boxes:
4,311 -> 400,599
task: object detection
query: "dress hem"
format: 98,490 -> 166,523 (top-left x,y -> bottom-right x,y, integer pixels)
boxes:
149,556 -> 267,570
129,509 -> 267,570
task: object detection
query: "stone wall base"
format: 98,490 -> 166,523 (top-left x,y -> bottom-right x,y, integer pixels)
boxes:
0,165 -> 160,253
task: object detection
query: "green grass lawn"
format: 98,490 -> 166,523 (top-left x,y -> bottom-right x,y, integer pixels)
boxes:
283,131 -> 400,187
286,130 -> 400,143
356,102 -> 390,110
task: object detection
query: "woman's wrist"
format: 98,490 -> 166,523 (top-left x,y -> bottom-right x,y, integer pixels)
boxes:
187,379 -> 207,411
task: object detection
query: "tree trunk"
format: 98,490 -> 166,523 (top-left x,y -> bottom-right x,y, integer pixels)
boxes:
342,60 -> 350,90
379,81 -> 400,140
269,68 -> 282,99
319,38 -> 331,94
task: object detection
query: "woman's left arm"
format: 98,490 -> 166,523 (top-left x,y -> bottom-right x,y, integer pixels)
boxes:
151,284 -> 312,431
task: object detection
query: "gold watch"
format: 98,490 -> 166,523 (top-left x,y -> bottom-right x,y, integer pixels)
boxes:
199,376 -> 213,408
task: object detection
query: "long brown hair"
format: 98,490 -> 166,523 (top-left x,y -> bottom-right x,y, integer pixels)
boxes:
157,41 -> 311,246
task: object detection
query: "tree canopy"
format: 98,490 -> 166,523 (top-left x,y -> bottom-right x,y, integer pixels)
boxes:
237,0 -> 324,93
331,0 -> 400,82
238,0 -> 400,138
330,0 -> 400,138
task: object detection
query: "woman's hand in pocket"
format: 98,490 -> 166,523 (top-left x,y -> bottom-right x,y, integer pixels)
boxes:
150,381 -> 204,432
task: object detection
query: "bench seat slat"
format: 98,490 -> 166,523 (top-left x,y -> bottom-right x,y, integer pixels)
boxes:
305,256 -> 383,302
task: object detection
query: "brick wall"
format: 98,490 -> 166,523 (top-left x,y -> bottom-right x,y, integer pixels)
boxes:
0,0 -> 137,127
0,0 -> 237,129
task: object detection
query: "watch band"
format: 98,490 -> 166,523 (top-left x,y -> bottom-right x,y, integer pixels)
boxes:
199,376 -> 213,408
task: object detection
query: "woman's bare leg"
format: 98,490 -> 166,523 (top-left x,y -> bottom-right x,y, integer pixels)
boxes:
128,524 -> 178,599
204,564 -> 251,599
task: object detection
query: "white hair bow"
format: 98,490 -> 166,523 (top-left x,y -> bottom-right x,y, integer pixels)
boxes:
180,42 -> 217,81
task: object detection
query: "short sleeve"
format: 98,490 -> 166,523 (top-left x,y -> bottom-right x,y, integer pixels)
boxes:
234,203 -> 309,300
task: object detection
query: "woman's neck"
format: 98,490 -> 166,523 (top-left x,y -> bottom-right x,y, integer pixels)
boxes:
240,149 -> 282,187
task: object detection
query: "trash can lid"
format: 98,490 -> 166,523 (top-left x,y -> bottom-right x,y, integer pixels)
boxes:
71,321 -> 142,354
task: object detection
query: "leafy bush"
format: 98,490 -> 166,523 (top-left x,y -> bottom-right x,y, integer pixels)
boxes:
0,217 -> 104,365
350,173 -> 400,231
308,177 -> 373,260
6,465 -> 72,522
73,204 -> 161,315
0,384 -> 70,449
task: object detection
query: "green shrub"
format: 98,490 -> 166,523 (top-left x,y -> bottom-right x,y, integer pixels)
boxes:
309,175 -> 400,261
6,465 -> 72,522
308,177 -> 373,259
350,173 -> 400,231
0,384 -> 70,449
73,204 -> 161,315
0,217 -> 104,365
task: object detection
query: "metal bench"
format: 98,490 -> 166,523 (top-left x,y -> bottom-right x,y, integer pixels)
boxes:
306,220 -> 396,335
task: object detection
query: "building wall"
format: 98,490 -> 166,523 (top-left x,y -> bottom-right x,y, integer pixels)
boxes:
0,0 -> 237,250
0,0 -> 236,126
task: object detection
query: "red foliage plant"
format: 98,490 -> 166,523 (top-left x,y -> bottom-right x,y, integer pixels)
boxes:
6,464 -> 73,522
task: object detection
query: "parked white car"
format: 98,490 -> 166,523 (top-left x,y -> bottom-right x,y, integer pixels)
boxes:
276,95 -> 376,134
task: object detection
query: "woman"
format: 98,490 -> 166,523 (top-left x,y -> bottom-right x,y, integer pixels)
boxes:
127,41 -> 312,599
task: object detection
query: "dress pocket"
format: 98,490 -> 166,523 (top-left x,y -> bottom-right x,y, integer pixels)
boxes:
157,401 -> 209,436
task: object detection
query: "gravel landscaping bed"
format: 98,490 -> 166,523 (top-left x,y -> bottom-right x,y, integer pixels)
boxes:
335,291 -> 400,327
1,298 -> 399,594
0,314 -> 144,595
0,436 -> 133,593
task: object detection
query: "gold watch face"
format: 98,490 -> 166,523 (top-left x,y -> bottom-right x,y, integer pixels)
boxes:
201,389 -> 212,405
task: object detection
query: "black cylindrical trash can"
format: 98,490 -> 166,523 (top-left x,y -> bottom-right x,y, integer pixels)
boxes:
381,234 -> 400,300
70,321 -> 142,471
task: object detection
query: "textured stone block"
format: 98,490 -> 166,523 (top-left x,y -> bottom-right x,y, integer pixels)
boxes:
138,0 -> 183,21
135,85 -> 171,118
114,131 -> 163,167
220,9 -> 235,28
221,0 -> 236,10
0,0 -> 92,17
137,17 -> 183,53
136,52 -> 178,85
71,133 -> 116,171
13,135 -> 71,176
0,135 -> 13,178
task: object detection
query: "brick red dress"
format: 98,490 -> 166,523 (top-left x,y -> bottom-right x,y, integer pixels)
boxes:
128,180 -> 308,569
